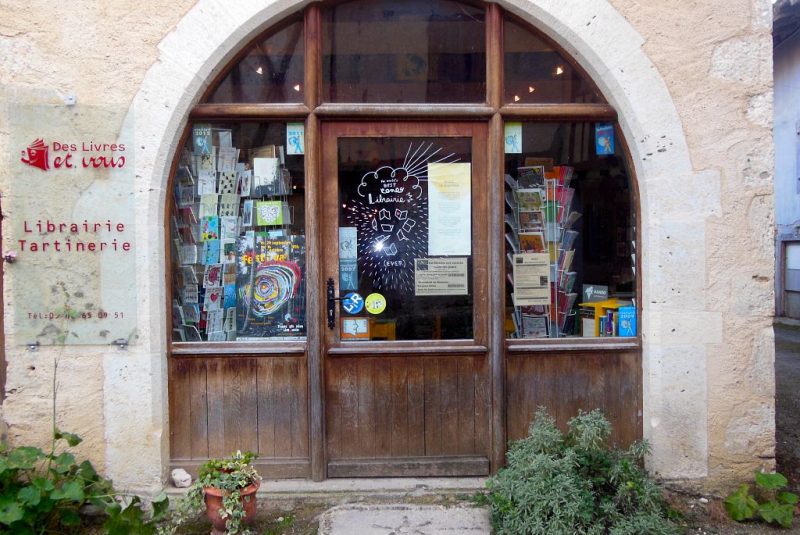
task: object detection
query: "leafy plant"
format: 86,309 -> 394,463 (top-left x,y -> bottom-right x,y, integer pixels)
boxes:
0,360 -> 168,534
724,471 -> 798,528
162,450 -> 261,535
485,407 -> 678,535
0,431 -> 169,534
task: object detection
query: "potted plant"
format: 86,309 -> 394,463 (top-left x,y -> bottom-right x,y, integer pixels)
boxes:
178,451 -> 261,535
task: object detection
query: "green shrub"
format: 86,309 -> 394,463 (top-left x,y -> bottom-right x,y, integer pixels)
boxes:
724,471 -> 798,528
0,430 -> 168,534
485,408 -> 678,535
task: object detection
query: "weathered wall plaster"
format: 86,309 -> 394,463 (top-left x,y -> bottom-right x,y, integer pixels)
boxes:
0,0 -> 775,494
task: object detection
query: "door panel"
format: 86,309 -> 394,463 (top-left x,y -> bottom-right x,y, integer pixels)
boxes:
321,122 -> 490,476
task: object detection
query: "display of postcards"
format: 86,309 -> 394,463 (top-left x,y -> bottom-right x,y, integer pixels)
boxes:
558,187 -> 575,218
200,216 -> 219,241
237,168 -> 252,197
204,287 -> 223,311
237,234 -> 307,338
218,193 -> 240,217
241,199 -> 254,227
517,166 -> 545,188
252,157 -> 281,197
181,284 -> 199,303
223,283 -> 236,309
220,216 -> 239,239
519,232 -> 546,253
518,210 -> 544,231
182,304 -> 200,323
203,263 -> 223,288
199,195 -> 218,218
255,200 -> 288,226
206,309 -> 224,333
521,314 -> 548,338
217,147 -> 239,173
218,171 -> 237,194
180,244 -> 198,265
207,331 -> 226,341
515,188 -> 544,211
504,189 -> 518,211
201,240 -> 220,265
192,124 -> 212,154
177,185 -> 195,207
220,238 -> 237,264
173,328 -> 185,341
278,145 -> 285,165
182,324 -> 202,342
251,145 -> 277,158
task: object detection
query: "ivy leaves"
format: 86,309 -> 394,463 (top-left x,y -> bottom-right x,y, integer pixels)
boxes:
724,471 -> 798,528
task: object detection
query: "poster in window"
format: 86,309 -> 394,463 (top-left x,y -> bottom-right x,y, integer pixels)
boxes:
427,162 -> 471,256
236,234 -> 306,338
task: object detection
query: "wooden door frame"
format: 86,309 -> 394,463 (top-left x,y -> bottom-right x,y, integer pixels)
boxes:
315,120 -> 492,477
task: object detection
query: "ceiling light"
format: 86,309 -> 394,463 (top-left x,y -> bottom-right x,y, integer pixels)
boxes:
528,86 -> 535,93
293,84 -> 301,92
555,66 -> 564,76
255,67 -> 263,75
514,95 -> 521,102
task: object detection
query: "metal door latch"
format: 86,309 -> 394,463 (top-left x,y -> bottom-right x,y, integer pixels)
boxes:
326,278 -> 343,330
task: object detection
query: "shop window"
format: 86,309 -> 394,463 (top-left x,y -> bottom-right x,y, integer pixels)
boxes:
321,0 -> 486,103
206,18 -> 304,104
504,16 -> 602,104
170,122 -> 307,341
504,122 -> 636,339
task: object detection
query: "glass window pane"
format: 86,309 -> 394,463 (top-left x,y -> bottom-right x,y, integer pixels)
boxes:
170,122 -> 307,341
322,0 -> 486,103
206,19 -> 304,104
338,137 -> 473,340
504,17 -> 603,104
504,122 -> 636,339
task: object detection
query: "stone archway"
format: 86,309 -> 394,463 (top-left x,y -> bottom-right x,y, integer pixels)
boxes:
112,0 -> 711,493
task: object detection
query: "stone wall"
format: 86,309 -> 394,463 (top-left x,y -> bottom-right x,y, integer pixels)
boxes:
0,0 -> 775,493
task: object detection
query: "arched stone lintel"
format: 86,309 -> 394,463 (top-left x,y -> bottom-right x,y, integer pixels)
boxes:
117,0 -> 702,491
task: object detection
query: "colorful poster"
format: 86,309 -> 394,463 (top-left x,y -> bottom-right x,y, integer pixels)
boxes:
414,257 -> 468,296
236,234 -> 306,338
427,162 -> 471,256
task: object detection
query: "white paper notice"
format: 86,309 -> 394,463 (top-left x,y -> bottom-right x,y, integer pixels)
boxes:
414,257 -> 468,296
427,162 -> 471,256
512,253 -> 550,306
504,122 -> 522,153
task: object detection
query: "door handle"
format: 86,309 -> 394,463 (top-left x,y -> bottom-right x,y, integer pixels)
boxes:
326,278 -> 341,330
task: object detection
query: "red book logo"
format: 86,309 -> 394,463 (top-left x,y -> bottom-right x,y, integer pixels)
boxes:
20,139 -> 50,170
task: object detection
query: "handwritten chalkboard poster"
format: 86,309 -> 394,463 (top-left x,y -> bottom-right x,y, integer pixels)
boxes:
337,137 -> 474,340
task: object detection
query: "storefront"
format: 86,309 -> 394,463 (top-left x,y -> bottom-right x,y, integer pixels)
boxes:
1,0 -> 775,493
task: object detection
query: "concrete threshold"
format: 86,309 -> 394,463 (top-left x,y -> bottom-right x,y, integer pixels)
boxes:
165,477 -> 488,501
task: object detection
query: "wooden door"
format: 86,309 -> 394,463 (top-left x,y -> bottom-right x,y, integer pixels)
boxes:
320,122 -> 491,477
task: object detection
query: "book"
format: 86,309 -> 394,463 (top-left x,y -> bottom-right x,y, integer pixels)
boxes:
192,124 -> 212,154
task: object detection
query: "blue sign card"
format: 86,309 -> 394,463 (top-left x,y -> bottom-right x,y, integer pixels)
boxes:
617,306 -> 636,337
595,122 -> 615,156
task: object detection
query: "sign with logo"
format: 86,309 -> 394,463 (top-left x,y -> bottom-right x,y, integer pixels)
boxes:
365,293 -> 387,315
8,104 -> 138,345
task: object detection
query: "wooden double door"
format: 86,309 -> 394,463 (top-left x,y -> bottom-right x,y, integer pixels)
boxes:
319,122 -> 491,477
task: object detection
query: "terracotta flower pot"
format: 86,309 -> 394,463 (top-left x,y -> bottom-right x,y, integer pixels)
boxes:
203,480 -> 260,533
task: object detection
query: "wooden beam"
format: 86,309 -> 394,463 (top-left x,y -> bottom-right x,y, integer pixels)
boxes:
499,103 -> 617,121
314,103 -> 494,118
486,3 -> 503,111
190,103 -> 310,119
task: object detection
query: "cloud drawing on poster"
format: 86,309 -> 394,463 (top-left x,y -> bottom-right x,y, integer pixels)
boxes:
344,142 -> 459,292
